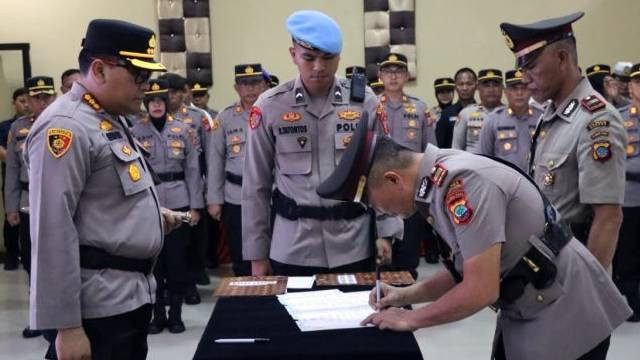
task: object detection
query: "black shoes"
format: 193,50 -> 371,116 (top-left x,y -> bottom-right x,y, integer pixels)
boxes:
184,286 -> 201,305
22,327 -> 42,338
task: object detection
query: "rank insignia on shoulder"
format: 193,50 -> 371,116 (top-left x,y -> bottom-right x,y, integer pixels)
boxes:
587,119 -> 610,131
282,111 -> 302,122
631,106 -> 638,116
100,120 -> 113,131
202,116 -> 212,132
128,163 -> 141,182
430,164 -> 448,186
211,118 -> 220,132
592,141 -> 612,162
562,99 -> 578,117
338,110 -> 361,121
581,95 -> 605,113
234,106 -> 243,114
249,106 -> 262,130
82,93 -> 101,112
46,128 -> 73,158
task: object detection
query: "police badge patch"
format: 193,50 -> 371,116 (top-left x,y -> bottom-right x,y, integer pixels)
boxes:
592,141 -> 612,162
47,128 -> 73,158
249,106 -> 262,130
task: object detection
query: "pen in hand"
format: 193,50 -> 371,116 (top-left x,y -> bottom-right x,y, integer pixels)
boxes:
215,338 -> 270,344
375,265 -> 381,311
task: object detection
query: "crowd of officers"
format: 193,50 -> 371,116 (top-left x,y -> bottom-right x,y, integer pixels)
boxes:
1,9 -> 639,360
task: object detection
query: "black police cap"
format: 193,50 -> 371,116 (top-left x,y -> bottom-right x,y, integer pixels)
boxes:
82,19 -> 166,72
477,69 -> 503,82
380,53 -> 408,68
145,79 -> 169,98
26,76 -> 55,96
585,64 -> 611,78
434,77 -> 455,90
631,63 -> 640,79
235,64 -> 263,79
500,12 -> 584,68
317,112 -> 378,203
159,73 -> 187,90
505,69 -> 524,85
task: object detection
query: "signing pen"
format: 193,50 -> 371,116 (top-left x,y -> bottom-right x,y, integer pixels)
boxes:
214,338 -> 270,344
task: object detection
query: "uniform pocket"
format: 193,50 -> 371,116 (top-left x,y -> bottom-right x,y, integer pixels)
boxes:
167,139 -> 185,159
536,151 -> 571,192
276,135 -> 312,175
108,141 -> 152,196
497,130 -> 518,155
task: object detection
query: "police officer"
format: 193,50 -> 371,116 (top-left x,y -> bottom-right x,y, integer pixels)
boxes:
585,64 -> 611,98
317,114 -> 631,360
190,81 -> 219,119
378,52 -> 436,276
426,77 -> 455,125
26,19 -> 182,359
242,10 -> 402,276
132,79 -> 203,334
479,70 -> 543,171
160,72 -> 211,302
435,67 -> 477,148
453,69 -> 504,152
613,63 -> 640,322
207,64 -> 268,276
501,12 -> 626,267
0,87 -> 30,271
5,77 -> 55,339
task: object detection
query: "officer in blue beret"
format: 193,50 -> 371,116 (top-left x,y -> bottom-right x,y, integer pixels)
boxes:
241,10 -> 402,276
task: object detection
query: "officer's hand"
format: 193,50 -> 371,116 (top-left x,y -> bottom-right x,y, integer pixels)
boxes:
56,326 -> 91,360
207,204 -> 222,221
7,212 -> 20,226
160,207 -> 183,234
375,238 -> 392,265
189,209 -> 201,226
360,307 -> 418,332
368,282 -> 407,310
251,259 -> 272,276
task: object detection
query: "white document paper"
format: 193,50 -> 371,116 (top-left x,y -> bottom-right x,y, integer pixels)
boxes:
277,290 -> 374,332
286,276 -> 316,289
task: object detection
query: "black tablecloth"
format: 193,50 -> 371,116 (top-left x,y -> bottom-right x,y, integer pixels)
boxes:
193,286 -> 423,360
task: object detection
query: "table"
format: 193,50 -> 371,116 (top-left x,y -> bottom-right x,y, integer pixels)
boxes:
193,286 -> 423,360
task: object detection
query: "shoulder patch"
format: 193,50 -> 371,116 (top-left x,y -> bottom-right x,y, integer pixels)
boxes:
47,128 -> 73,158
562,99 -> 579,117
592,141 -> 612,162
249,106 -> 262,130
581,95 -> 605,113
445,178 -> 473,225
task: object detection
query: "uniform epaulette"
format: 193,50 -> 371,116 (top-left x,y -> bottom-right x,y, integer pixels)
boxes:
262,79 -> 295,99
581,95 -> 606,113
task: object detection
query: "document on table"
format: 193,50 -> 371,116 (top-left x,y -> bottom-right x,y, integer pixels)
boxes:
277,289 -> 375,332
286,276 -> 316,289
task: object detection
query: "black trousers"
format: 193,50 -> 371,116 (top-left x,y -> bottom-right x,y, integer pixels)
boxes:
3,216 -> 20,263
613,206 -> 640,314
44,304 -> 152,360
222,202 -> 251,276
155,209 -> 191,298
392,213 -> 425,279
18,212 -> 30,275
271,257 -> 375,277
494,334 -> 610,360
187,209 -> 207,283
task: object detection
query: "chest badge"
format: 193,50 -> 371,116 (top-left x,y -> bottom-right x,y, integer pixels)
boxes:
337,110 -> 361,121
171,127 -> 182,134
128,163 -> 141,182
122,145 -> 132,156
503,142 -> 512,151
100,120 -> 113,131
282,112 -> 301,122
297,136 -> 308,149
543,172 -> 555,186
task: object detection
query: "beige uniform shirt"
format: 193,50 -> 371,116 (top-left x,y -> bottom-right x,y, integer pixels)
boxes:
25,83 -> 163,330
452,104 -> 502,153
206,102 -> 250,205
478,106 -> 542,171
530,78 -> 626,223
242,75 -> 402,268
414,144 -> 630,360
379,93 -> 436,152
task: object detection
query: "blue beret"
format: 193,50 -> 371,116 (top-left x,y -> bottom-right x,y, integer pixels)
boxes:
286,10 -> 342,55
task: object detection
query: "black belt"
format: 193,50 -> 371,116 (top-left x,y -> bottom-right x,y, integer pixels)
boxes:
627,172 -> 640,183
157,172 -> 185,182
226,171 -> 243,186
19,181 -> 28,192
79,245 -> 154,275
272,188 -> 368,221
